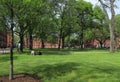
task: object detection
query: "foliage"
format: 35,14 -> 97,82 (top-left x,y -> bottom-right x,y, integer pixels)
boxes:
0,0 -> 118,51
91,6 -> 109,48
74,0 -> 93,48
99,0 -> 116,53
115,14 -> 120,37
0,0 -> 15,80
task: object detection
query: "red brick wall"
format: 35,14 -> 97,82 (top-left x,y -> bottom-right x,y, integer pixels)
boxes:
0,31 -> 7,48
24,37 -> 60,48
6,32 -> 11,47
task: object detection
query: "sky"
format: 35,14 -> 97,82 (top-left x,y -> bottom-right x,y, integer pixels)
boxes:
84,0 -> 120,18
85,0 -> 99,6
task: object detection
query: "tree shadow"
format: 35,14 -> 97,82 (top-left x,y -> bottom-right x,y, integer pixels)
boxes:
22,48 -> 71,55
42,51 -> 71,55
34,48 -> 108,55
0,55 -> 18,62
29,62 -> 79,80
67,63 -> 120,82
18,60 -> 120,81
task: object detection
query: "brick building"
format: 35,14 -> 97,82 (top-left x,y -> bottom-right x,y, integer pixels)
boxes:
24,37 -> 59,48
0,30 -> 10,48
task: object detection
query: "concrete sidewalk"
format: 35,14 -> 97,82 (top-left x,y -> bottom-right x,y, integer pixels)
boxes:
0,48 -> 10,54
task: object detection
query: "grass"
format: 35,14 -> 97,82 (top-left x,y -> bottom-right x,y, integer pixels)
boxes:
0,48 -> 120,82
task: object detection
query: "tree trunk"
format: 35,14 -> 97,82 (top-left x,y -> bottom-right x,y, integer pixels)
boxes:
80,27 -> 84,49
99,41 -> 103,48
109,23 -> 115,52
110,0 -> 115,53
9,28 -> 14,80
9,0 -> 14,80
62,36 -> 65,49
58,38 -> 61,50
68,34 -> 71,48
28,26 -> 33,50
19,33 -> 24,53
58,29 -> 62,50
26,35 -> 29,48
78,35 -> 81,49
29,33 -> 33,50
99,0 -> 115,53
41,39 -> 45,48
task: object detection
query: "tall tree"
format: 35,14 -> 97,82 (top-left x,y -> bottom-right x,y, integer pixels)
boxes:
99,0 -> 116,53
115,14 -> 120,37
14,0 -> 32,52
0,0 -> 15,80
33,0 -> 54,48
52,0 -> 68,49
50,0 -> 77,49
76,0 -> 93,49
92,6 -> 109,48
61,0 -> 77,49
114,14 -> 120,48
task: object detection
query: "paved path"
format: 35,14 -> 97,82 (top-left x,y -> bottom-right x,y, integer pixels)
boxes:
0,48 -> 10,54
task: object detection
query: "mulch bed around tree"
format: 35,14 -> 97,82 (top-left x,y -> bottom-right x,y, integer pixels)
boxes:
0,74 -> 42,82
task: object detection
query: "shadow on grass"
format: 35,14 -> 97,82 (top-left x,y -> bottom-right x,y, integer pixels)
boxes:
67,63 -> 120,82
20,48 -> 110,55
35,48 -> 109,55
19,61 -> 120,81
42,51 -> 71,55
17,48 -> 70,55
0,55 -> 18,62
30,62 -> 79,80
41,48 -> 109,55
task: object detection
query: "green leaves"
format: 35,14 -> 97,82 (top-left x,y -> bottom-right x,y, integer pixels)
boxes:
23,0 -> 31,3
93,6 -> 105,20
114,14 -> 120,36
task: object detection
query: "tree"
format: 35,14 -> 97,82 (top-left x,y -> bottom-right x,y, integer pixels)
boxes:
50,0 -> 77,49
32,0 -> 55,48
75,0 -> 93,49
114,14 -> 120,48
61,0 -> 77,49
51,0 -> 68,49
115,14 -> 120,37
92,6 -> 109,48
14,0 -> 32,52
0,0 -> 15,80
99,0 -> 116,53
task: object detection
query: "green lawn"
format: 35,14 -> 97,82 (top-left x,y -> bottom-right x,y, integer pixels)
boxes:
0,49 -> 120,82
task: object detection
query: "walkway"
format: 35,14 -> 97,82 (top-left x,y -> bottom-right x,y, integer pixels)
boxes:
0,48 -> 10,54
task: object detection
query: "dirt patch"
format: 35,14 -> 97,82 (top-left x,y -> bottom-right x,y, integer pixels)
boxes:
0,74 -> 41,82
